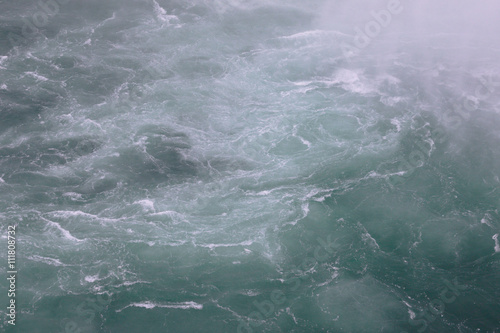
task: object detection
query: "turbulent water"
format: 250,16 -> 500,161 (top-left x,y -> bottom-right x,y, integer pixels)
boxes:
1,0 -> 500,332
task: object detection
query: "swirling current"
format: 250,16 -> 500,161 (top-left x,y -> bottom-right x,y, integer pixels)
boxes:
0,0 -> 499,332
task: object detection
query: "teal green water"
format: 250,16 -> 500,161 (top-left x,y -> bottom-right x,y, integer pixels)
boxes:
1,1 -> 500,332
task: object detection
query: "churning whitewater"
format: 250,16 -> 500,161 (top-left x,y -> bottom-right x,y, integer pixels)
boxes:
0,0 -> 499,332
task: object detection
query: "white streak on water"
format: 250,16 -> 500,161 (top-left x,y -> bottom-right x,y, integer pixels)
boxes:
47,210 -> 122,223
358,222 -> 380,250
113,280 -> 151,288
198,240 -> 254,250
280,30 -> 350,40
402,300 -> 416,320
116,301 -> 203,312
46,221 -> 84,242
25,72 -> 49,81
285,307 -> 299,324
27,255 -> 65,266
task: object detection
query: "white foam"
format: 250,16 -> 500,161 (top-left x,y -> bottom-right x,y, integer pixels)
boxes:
255,190 -> 272,196
380,96 -> 405,107
286,307 -> 299,324
240,290 -> 260,296
493,234 -> 500,253
152,0 -> 179,25
362,232 -> 380,249
390,118 -> 402,132
481,215 -> 493,228
358,222 -> 380,250
324,69 -> 375,95
85,274 -> 100,283
397,299 -> 416,320
134,199 -> 155,212
301,202 -> 310,216
62,192 -> 83,200
297,136 -> 312,148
